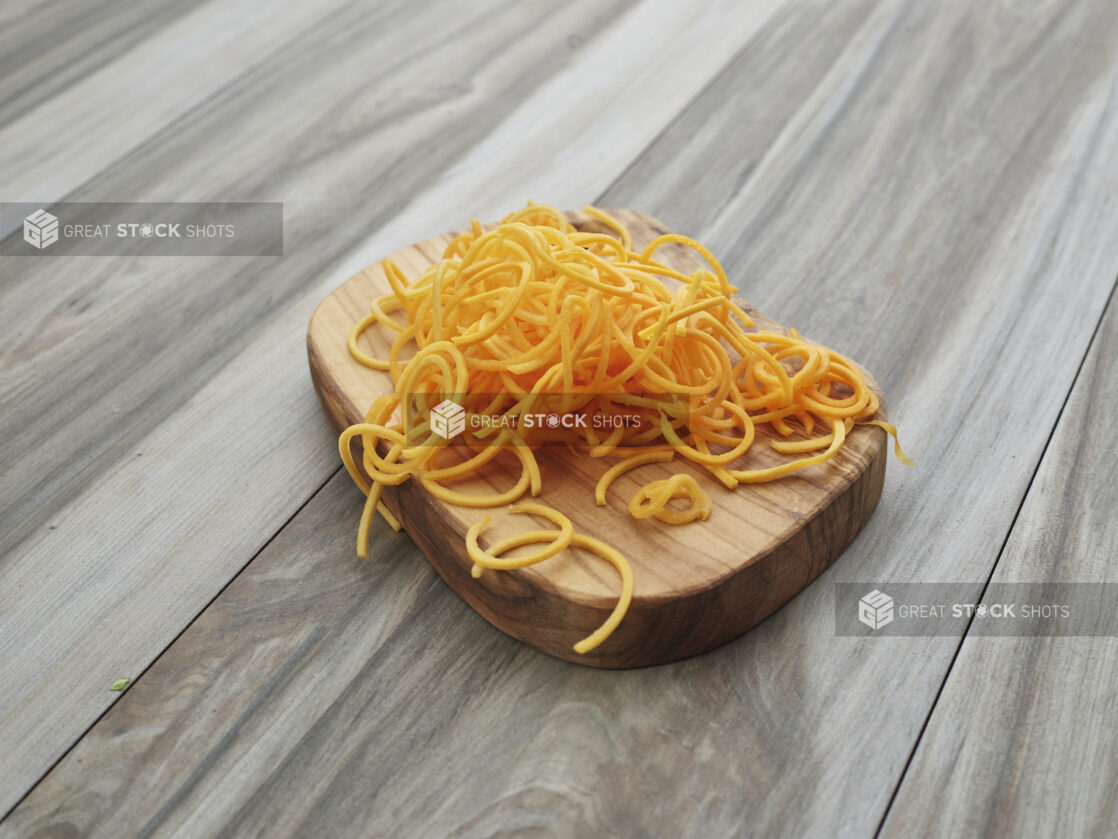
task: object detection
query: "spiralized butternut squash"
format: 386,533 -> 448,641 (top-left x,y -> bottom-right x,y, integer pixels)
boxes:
339,202 -> 911,654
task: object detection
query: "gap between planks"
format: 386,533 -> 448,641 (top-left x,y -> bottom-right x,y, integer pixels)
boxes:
872,271 -> 1118,839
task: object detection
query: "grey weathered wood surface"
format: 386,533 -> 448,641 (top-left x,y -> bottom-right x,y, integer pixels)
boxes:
3,0 -> 1118,836
0,0 -> 194,128
0,0 -> 355,238
0,0 -> 789,821
880,287 -> 1118,838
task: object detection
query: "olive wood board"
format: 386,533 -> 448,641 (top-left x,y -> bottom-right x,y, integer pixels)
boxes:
307,209 -> 887,668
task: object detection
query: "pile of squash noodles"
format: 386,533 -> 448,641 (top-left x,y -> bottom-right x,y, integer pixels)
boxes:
339,203 -> 910,653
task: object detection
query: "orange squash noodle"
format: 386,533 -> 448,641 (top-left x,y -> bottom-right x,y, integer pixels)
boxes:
468,515 -> 633,655
340,202 -> 911,652
628,474 -> 711,524
466,502 -> 573,579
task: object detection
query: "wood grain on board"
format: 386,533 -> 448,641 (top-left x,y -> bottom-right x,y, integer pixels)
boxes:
5,0 -> 1118,836
307,208 -> 888,667
0,0 -> 791,820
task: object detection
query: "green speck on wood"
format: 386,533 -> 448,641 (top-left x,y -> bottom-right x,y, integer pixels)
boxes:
110,678 -> 131,691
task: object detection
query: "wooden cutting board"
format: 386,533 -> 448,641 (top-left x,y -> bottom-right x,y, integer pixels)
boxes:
308,210 -> 888,668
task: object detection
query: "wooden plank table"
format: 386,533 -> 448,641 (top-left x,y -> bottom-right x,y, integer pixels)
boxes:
2,0 -> 1117,835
